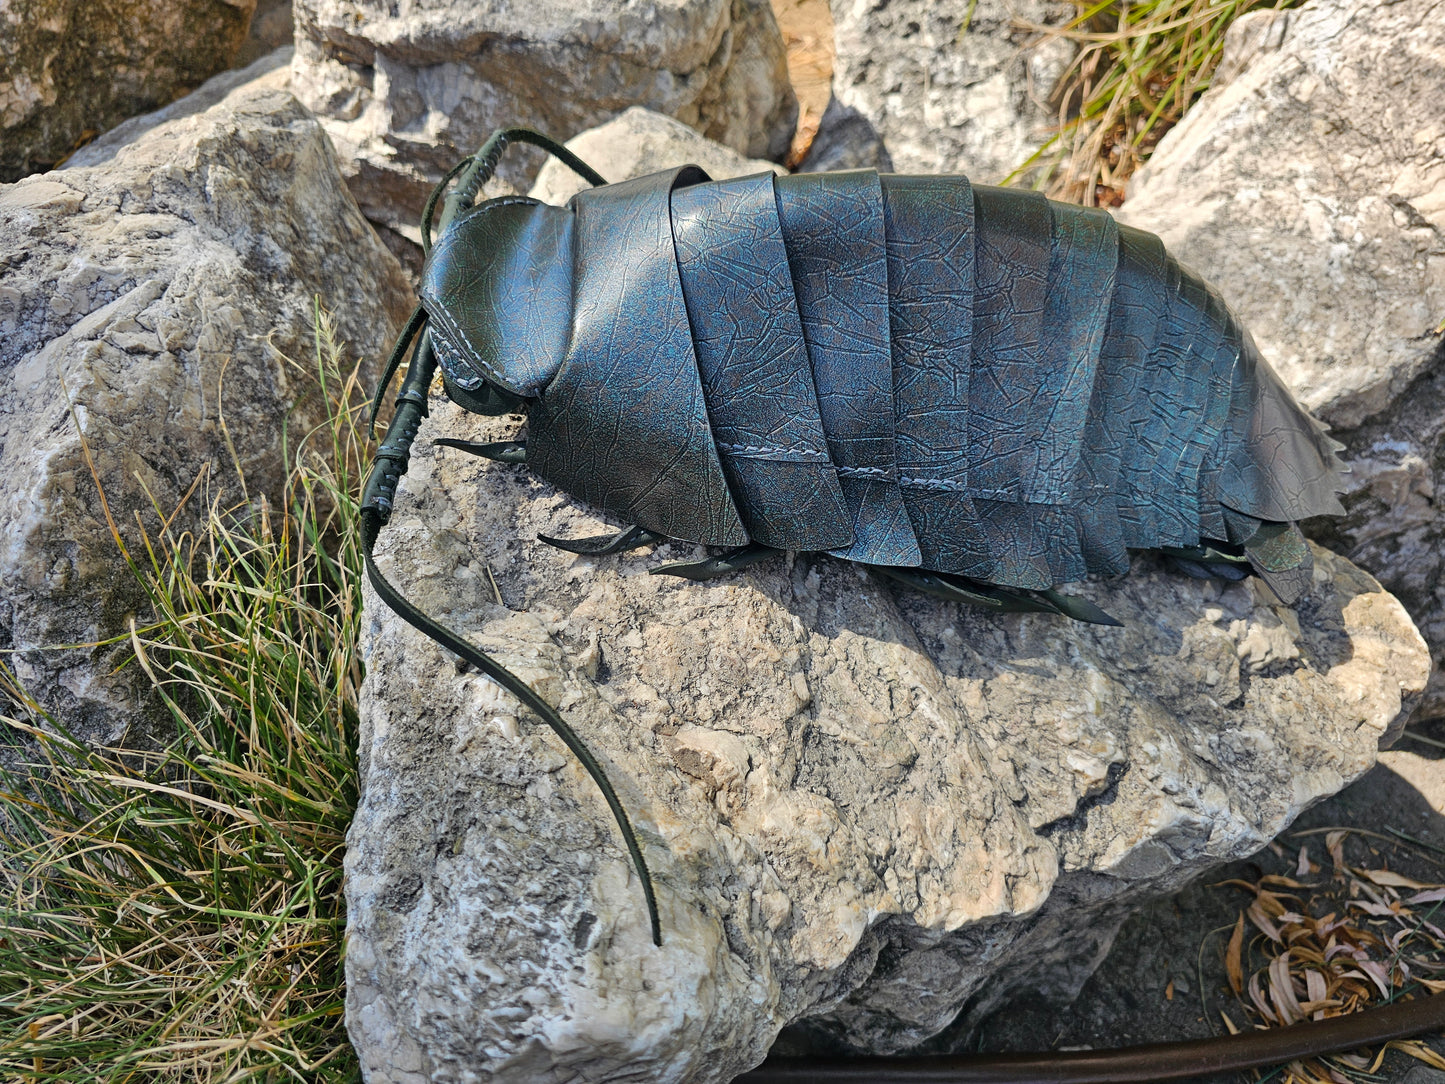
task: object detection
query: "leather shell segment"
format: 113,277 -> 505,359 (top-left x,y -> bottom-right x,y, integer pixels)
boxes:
527,168 -> 749,547
774,170 -> 923,567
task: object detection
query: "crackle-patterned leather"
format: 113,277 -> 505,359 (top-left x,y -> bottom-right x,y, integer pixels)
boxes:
418,165 -> 1345,588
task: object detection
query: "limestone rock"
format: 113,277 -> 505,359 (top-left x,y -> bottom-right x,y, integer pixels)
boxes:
346,399 -> 1428,1081
1117,0 -> 1445,720
0,66 -> 413,742
235,0 -> 296,68
1310,365 -> 1445,725
1118,0 -> 1445,432
529,107 -> 783,206
290,0 -> 798,242
0,0 -> 257,182
827,0 -> 1073,181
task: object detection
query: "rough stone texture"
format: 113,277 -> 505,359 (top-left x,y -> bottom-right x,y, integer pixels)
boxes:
529,107 -> 783,206
827,0 -> 1073,181
347,399 -> 1428,1082
0,65 -> 414,743
0,0 -> 257,182
1310,358 -> 1445,724
796,95 -> 892,174
289,0 -> 798,242
1117,0 -> 1445,720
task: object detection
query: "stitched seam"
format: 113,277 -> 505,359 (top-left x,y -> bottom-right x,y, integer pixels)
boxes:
899,475 -> 968,492
837,465 -> 891,479
715,442 -> 830,461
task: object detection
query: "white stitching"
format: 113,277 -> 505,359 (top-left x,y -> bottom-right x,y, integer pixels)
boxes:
716,442 -> 831,460
900,475 -> 969,492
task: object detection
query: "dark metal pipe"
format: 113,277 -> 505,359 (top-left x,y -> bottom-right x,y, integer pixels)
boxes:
737,994 -> 1445,1083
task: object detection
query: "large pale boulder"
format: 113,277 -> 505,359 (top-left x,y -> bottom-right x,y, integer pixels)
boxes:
347,400 -> 1427,1081
0,58 -> 414,742
827,0 -> 1073,181
289,0 -> 798,243
1117,0 -> 1445,720
0,0 -> 257,182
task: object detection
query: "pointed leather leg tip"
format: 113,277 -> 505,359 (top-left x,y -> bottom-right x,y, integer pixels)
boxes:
649,561 -> 711,581
539,525 -> 664,557
538,532 -> 631,557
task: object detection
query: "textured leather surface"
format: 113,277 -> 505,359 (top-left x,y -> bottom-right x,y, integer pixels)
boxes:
420,162 -> 1344,588
878,173 -> 991,575
528,167 -> 749,547
967,186 -> 1052,503
419,197 -> 574,396
1217,325 -> 1347,522
773,170 -> 922,566
671,173 -> 853,552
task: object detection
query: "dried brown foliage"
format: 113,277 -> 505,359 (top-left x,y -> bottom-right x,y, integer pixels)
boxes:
1220,831 -> 1445,1083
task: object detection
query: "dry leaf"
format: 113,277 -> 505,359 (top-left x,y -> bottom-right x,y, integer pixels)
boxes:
1165,978 -> 1174,1001
1297,845 -> 1311,878
1351,900 -> 1402,918
1326,830 -> 1348,871
1361,869 -> 1433,890
1382,1037 -> 1445,1071
1268,952 -> 1304,1024
1261,875 -> 1312,890
1226,913 -> 1245,996
1250,899 -> 1283,942
1249,970 -> 1277,1023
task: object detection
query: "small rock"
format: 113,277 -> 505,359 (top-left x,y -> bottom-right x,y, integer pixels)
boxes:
529,107 -> 783,206
796,96 -> 893,173
827,0 -> 1073,180
0,0 -> 257,182
290,0 -> 798,241
0,61 -> 413,742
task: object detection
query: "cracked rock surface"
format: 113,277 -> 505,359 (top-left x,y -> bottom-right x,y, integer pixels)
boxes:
0,61 -> 413,742
1117,0 -> 1445,722
826,0 -> 1073,181
289,0 -> 797,244
347,396 -> 1428,1081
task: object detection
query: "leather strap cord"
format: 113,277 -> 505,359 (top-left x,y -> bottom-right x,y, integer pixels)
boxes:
361,511 -> 662,947
358,335 -> 662,947
737,993 -> 1445,1083
357,128 -> 666,943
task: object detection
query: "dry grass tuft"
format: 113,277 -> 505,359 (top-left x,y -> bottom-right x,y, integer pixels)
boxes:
1014,0 -> 1302,206
1220,830 -> 1445,1084
0,305 -> 369,1082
